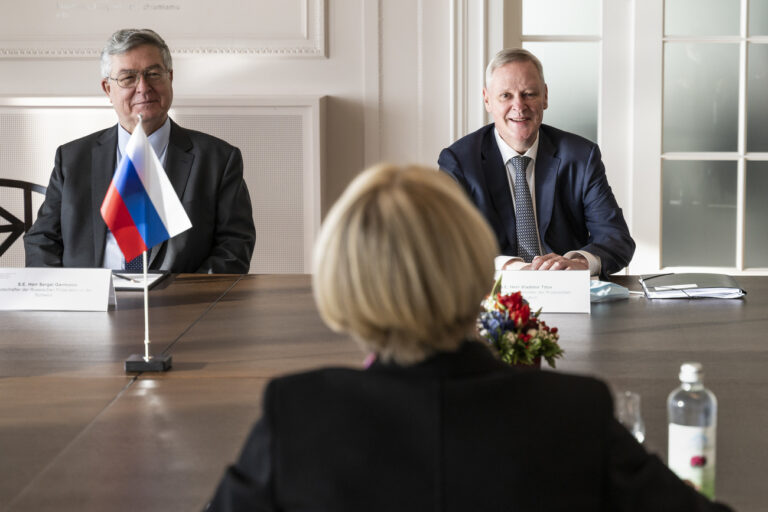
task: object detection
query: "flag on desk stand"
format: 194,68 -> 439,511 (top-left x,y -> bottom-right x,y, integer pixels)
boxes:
100,114 -> 192,373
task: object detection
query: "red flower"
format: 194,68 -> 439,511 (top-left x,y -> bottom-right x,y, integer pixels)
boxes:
498,291 -> 524,312
690,455 -> 707,467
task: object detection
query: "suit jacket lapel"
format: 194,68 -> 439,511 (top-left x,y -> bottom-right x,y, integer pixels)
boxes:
149,119 -> 194,267
482,131 -> 518,252
91,126 -> 117,266
534,129 -> 559,252
165,120 -> 194,198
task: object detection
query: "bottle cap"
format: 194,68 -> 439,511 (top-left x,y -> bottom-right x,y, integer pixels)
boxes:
679,362 -> 702,383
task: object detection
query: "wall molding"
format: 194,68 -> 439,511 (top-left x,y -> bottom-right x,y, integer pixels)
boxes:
363,0 -> 381,167
450,0 -> 498,140
450,0 -> 469,141
0,0 -> 326,58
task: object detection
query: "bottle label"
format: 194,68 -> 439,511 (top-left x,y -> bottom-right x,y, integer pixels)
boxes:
668,423 -> 716,499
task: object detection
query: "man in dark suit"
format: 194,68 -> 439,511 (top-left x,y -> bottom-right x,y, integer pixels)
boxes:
24,29 -> 255,274
438,49 -> 634,278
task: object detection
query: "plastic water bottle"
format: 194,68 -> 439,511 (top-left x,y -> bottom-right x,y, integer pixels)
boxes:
667,362 -> 717,499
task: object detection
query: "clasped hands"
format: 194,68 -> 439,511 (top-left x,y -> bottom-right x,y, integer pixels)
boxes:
502,253 -> 589,271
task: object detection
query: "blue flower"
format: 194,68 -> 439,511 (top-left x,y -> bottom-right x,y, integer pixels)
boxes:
478,310 -> 514,344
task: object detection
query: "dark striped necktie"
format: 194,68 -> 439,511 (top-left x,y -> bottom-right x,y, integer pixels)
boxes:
509,155 -> 539,263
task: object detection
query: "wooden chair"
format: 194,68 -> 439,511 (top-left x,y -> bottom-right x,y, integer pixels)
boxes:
0,178 -> 47,258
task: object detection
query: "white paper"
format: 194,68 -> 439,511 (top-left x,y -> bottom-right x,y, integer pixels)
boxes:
497,270 -> 590,314
0,268 -> 115,311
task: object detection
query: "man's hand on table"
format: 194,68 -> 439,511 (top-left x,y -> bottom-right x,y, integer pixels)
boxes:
500,253 -> 590,271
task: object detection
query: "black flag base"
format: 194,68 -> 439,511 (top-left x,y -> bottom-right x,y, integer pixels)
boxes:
125,353 -> 172,372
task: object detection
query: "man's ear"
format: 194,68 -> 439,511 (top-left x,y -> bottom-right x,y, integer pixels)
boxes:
543,83 -> 548,110
482,87 -> 491,113
101,79 -> 111,99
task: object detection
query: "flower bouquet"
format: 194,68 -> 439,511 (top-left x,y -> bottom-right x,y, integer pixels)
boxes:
477,276 -> 564,368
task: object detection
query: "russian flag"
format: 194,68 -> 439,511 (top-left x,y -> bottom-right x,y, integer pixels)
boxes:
100,121 -> 192,262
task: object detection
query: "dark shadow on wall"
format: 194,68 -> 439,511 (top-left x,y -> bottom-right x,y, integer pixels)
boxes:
322,95 -> 365,218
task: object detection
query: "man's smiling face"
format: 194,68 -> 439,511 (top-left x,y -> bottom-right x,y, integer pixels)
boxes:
483,60 -> 548,153
101,44 -> 173,135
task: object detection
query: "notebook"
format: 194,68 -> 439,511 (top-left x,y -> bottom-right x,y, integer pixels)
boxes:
639,273 -> 746,299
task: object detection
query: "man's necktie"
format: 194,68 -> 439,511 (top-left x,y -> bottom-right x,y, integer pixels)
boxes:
125,254 -> 143,272
509,155 -> 540,263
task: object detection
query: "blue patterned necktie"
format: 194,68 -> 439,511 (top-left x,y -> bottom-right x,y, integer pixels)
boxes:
509,155 -> 540,263
125,254 -> 143,272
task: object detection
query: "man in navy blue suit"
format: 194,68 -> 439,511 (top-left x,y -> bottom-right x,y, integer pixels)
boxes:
438,49 -> 634,278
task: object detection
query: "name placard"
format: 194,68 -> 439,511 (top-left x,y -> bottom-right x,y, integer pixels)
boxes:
498,270 -> 590,314
0,268 -> 115,311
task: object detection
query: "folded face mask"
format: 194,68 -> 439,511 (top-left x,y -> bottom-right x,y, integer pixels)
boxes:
590,280 -> 630,302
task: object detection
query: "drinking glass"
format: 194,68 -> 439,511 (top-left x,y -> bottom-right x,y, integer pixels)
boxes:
615,390 -> 646,444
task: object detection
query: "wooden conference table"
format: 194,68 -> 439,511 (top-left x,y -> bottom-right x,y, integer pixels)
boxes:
1,274 -> 766,511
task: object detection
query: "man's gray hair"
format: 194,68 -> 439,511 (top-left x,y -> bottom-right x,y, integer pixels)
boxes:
485,48 -> 545,87
100,28 -> 173,78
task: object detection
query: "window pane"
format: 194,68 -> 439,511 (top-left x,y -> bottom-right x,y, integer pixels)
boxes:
665,0 -> 739,36
523,42 -> 599,143
750,0 -> 768,35
663,43 -> 739,152
745,161 -> 768,267
522,0 -> 600,36
662,160 -> 736,267
747,43 -> 768,152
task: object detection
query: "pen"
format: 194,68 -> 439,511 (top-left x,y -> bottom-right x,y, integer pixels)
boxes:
638,273 -> 673,283
113,273 -> 143,283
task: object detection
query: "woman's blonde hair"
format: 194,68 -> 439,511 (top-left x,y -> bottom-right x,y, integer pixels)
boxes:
312,164 -> 499,365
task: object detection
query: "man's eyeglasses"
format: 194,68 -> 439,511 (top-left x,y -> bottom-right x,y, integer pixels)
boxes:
108,68 -> 170,89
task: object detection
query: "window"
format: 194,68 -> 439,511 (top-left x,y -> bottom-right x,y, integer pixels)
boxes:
662,0 -> 768,270
521,0 -> 601,143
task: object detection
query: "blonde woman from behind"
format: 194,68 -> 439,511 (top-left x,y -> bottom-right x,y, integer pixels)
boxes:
208,164 -> 732,512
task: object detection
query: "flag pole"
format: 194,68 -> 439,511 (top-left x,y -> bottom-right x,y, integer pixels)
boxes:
138,113 -> 152,364
123,113 -> 172,372
142,249 -> 150,361
138,114 -> 151,363
125,247 -> 170,372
